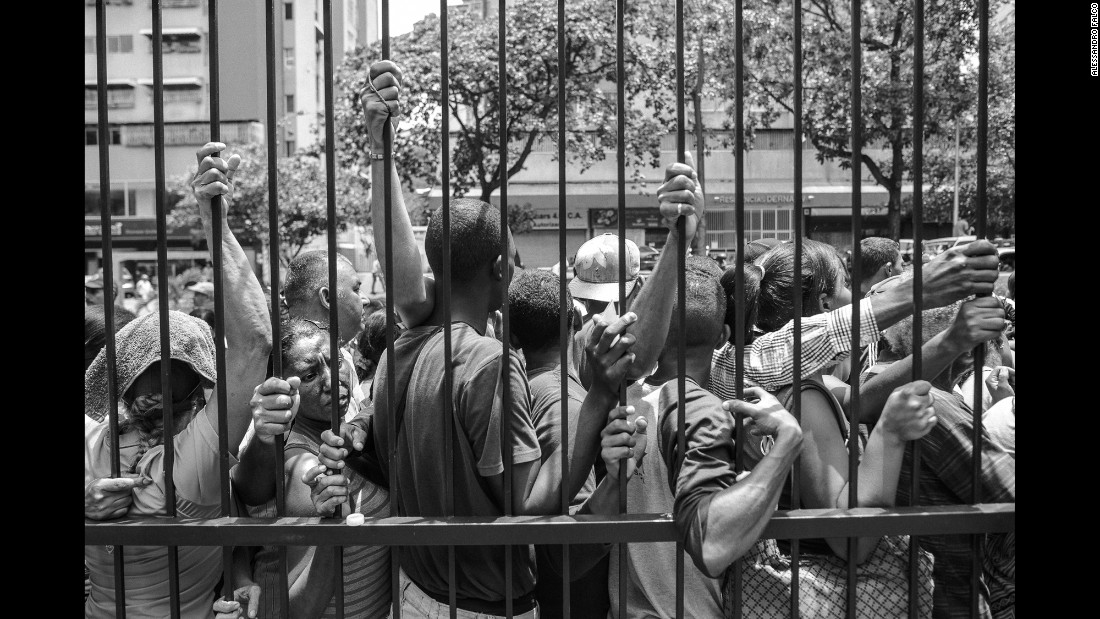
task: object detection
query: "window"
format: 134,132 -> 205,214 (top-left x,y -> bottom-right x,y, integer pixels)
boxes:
285,1 -> 293,20
85,35 -> 133,54
283,48 -> 295,68
85,86 -> 136,109
85,125 -> 122,146
163,86 -> 203,105
285,139 -> 296,157
108,35 -> 133,53
157,35 -> 201,54
286,94 -> 295,113
705,208 -> 793,248
85,186 -> 137,217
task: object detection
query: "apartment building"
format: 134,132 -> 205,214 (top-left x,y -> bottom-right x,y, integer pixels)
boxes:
85,0 -> 375,280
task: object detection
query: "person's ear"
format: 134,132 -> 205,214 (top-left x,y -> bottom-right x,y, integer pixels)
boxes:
318,286 -> 332,309
883,263 -> 894,278
715,324 -> 731,350
818,291 -> 830,311
491,255 -> 504,281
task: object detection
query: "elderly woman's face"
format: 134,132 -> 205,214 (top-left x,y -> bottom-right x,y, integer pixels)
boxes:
286,333 -> 352,421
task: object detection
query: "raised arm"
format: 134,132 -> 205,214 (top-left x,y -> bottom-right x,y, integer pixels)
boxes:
738,240 -> 1001,393
856,297 -> 1005,426
191,142 -> 273,456
623,156 -> 703,381
798,381 -> 936,564
360,60 -> 433,327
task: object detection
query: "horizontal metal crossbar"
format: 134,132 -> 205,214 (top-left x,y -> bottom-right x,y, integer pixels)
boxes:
85,503 -> 1013,547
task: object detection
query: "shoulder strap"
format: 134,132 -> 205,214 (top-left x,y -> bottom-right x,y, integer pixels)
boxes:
389,325 -> 445,516
776,379 -> 853,445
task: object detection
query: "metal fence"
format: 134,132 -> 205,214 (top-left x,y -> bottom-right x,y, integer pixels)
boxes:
85,0 -> 1014,618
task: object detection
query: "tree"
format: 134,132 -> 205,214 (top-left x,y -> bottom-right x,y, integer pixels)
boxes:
333,0 -> 674,203
914,4 -> 1014,237
167,141 -> 372,270
697,0 -> 1012,240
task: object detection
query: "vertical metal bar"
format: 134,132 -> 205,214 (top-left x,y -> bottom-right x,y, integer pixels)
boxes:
439,1 -> 457,616
320,1 -> 345,616
95,0 -> 126,614
615,0 -> 628,616
791,0 -> 804,614
847,1 -> 862,616
379,4 -> 401,618
908,0 -> 925,617
264,1 -> 290,616
674,1 -> 686,618
557,0 -> 572,615
731,0 -> 746,615
971,1 -> 989,616
151,3 -> 182,617
498,2 -> 514,617
205,0 -> 236,602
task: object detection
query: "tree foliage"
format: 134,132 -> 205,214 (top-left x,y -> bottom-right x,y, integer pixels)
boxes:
167,141 -> 372,266
333,0 -> 678,202
687,0 -> 1013,239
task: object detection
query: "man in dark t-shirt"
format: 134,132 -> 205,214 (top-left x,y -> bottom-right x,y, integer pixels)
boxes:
307,59 -> 639,619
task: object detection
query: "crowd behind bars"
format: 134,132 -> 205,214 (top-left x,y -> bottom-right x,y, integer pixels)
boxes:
84,60 -> 1016,619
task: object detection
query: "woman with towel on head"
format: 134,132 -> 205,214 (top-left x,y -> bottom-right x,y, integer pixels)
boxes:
84,143 -> 272,618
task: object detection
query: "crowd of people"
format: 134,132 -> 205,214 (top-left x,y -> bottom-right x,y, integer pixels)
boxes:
84,60 -> 1016,619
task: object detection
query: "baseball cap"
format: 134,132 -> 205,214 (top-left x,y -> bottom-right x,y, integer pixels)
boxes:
568,233 -> 641,303
186,281 -> 215,297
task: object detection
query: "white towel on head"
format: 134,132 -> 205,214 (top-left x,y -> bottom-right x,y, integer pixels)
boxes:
84,310 -> 218,422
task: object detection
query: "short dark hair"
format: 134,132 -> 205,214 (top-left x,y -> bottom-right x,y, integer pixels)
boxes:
1006,271 -> 1015,299
283,250 -> 354,311
358,310 -> 401,365
755,239 -> 848,333
279,317 -> 326,368
859,237 -> 900,281
189,308 -> 216,333
509,269 -> 573,352
721,264 -> 761,345
425,198 -> 504,283
667,263 -> 726,349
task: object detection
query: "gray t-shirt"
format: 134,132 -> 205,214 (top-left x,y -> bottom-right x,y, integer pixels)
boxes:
370,322 -> 542,604
607,379 -> 723,619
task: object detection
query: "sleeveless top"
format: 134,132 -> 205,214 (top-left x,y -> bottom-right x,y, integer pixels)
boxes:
742,377 -> 865,556
285,430 -> 392,619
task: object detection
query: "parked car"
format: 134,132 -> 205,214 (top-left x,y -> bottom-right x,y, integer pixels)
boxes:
996,243 -> 1015,271
899,239 -> 916,263
923,235 -> 977,256
638,245 -> 660,272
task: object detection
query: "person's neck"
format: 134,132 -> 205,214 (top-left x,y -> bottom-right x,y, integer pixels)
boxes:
291,413 -> 331,443
525,343 -> 567,374
649,347 -> 712,387
294,305 -> 347,344
426,289 -> 492,334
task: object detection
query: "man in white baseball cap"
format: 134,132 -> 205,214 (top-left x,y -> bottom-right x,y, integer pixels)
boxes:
186,281 -> 215,311
568,232 -> 642,321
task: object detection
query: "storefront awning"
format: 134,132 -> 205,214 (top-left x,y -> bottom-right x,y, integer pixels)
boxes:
136,77 -> 204,88
138,27 -> 202,37
84,79 -> 137,88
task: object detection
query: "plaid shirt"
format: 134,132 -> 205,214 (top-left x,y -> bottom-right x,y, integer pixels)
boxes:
895,388 -> 1016,619
707,302 -> 879,399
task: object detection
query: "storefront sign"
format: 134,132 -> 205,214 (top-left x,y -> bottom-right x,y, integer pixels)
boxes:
590,207 -> 664,229
84,218 -> 191,238
530,207 -> 588,230
713,193 -> 796,205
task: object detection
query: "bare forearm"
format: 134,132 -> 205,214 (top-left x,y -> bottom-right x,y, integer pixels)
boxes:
701,439 -> 798,575
625,230 -> 681,381
202,214 -> 272,454
857,330 -> 962,425
370,156 -> 431,326
231,435 -> 278,507
519,388 -> 617,514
